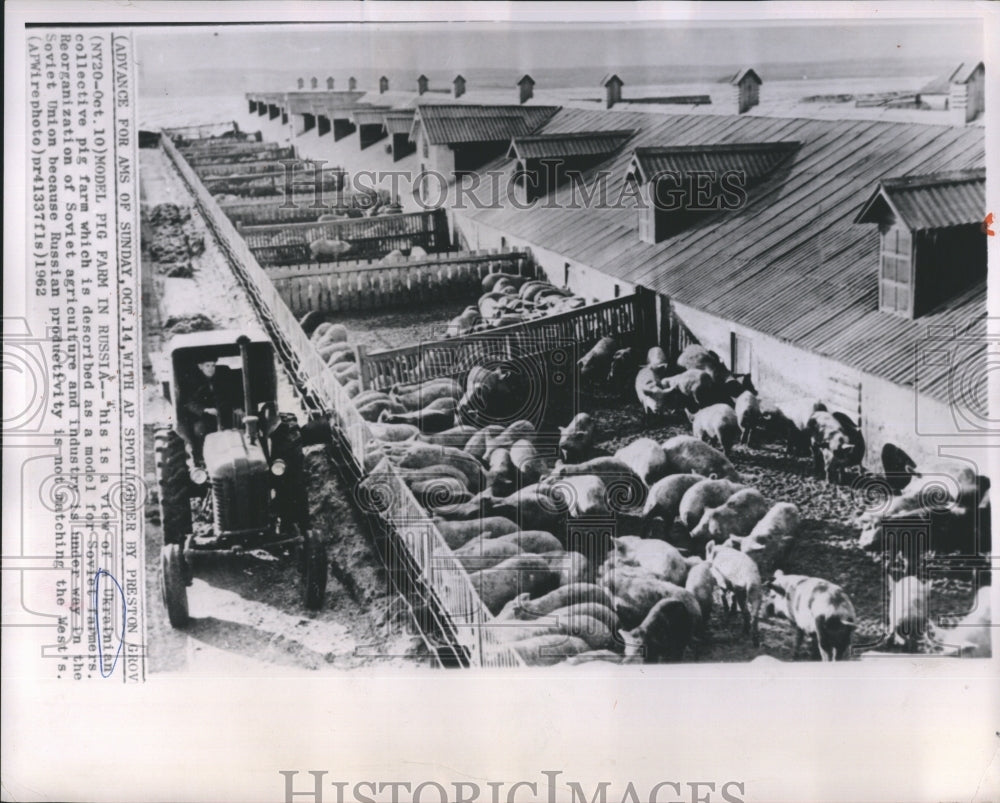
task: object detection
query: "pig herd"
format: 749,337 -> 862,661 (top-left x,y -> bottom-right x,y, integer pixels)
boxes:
305,301 -> 992,666
444,274 -> 587,337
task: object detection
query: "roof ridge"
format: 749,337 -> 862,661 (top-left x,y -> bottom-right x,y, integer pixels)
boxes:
881,168 -> 985,189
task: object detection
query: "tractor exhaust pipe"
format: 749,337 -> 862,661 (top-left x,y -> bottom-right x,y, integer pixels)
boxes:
236,335 -> 258,444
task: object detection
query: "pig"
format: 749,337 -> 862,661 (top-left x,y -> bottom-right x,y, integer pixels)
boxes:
496,583 -> 615,620
887,573 -> 929,652
379,404 -> 455,434
705,542 -> 763,645
332,363 -> 359,382
342,379 -> 361,398
445,307 -> 482,338
510,439 -> 552,486
488,530 -> 563,554
409,245 -> 427,258
635,365 -> 677,419
470,554 -> 556,615
661,435 -> 740,482
690,488 -> 770,547
678,478 -> 746,531
313,322 -> 348,348
734,391 -> 762,446
676,344 -> 721,373
684,558 -> 718,625
510,634 -> 590,666
391,379 -> 463,411
420,425 -> 479,450
487,485 -> 567,533
309,238 -> 352,261
774,399 -> 827,455
603,569 -> 702,633
608,347 -> 639,389
453,538 -> 522,572
547,457 -> 646,509
543,609 -> 617,651
688,404 -> 740,456
545,474 -> 611,518
660,369 -> 716,410
368,422 -> 421,442
482,272 -> 523,292
358,398 -> 406,422
486,448 -> 518,497
431,516 -> 519,550
353,389 -> 392,407
486,420 -> 537,454
807,410 -> 863,483
539,550 -> 591,587
464,425 -> 504,462
606,536 -> 688,586
764,570 -> 856,661
545,602 -> 619,634
935,585 -> 991,657
395,443 -> 486,493
407,477 -> 471,510
577,336 -> 618,387
615,438 -> 670,486
558,413 -> 596,463
642,473 -> 705,525
620,598 -> 694,662
647,346 -> 668,367
725,502 -> 801,577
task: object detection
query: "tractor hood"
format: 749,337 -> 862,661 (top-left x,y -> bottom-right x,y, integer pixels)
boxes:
203,429 -> 267,478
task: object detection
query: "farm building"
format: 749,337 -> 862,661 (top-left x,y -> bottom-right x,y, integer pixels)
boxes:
919,61 -> 985,121
237,75 -> 988,468
444,107 -> 987,468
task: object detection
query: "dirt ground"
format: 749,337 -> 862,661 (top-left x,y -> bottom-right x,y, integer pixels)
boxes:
141,146 -> 431,673
583,392 -> 986,662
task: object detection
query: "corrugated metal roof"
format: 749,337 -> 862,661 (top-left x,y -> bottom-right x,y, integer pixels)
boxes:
627,141 -> 800,184
415,104 -> 559,145
508,129 -> 636,160
855,169 -> 985,231
352,107 -> 392,127
383,111 -> 416,136
456,107 -> 985,404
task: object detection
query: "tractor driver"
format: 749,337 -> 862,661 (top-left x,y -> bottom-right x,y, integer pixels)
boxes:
184,357 -> 241,465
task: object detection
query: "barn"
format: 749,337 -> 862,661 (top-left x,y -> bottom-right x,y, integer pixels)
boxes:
445,107 -> 987,468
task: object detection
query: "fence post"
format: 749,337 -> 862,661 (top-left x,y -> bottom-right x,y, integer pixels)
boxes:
356,344 -> 371,391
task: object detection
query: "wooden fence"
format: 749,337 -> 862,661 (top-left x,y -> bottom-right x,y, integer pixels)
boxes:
239,208 -> 450,266
185,146 -> 297,167
267,249 -> 533,316
162,133 -> 523,669
220,191 -> 390,226
201,166 -> 346,198
193,159 -> 304,178
358,289 -> 658,392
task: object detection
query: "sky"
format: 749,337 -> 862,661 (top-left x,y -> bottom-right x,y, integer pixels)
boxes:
138,19 -> 982,71
136,19 -> 983,96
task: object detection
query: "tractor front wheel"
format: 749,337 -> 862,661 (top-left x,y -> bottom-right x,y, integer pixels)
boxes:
300,529 -> 328,610
160,543 -> 190,628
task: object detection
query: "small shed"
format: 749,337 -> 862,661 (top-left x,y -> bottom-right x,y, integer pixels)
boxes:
729,67 -> 761,114
518,74 -> 535,104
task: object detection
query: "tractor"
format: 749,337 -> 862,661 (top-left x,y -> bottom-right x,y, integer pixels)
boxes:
154,329 -> 327,627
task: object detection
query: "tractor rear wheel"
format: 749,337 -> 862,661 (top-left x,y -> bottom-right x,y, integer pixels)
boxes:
154,428 -> 192,546
160,543 -> 190,628
300,529 -> 328,610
